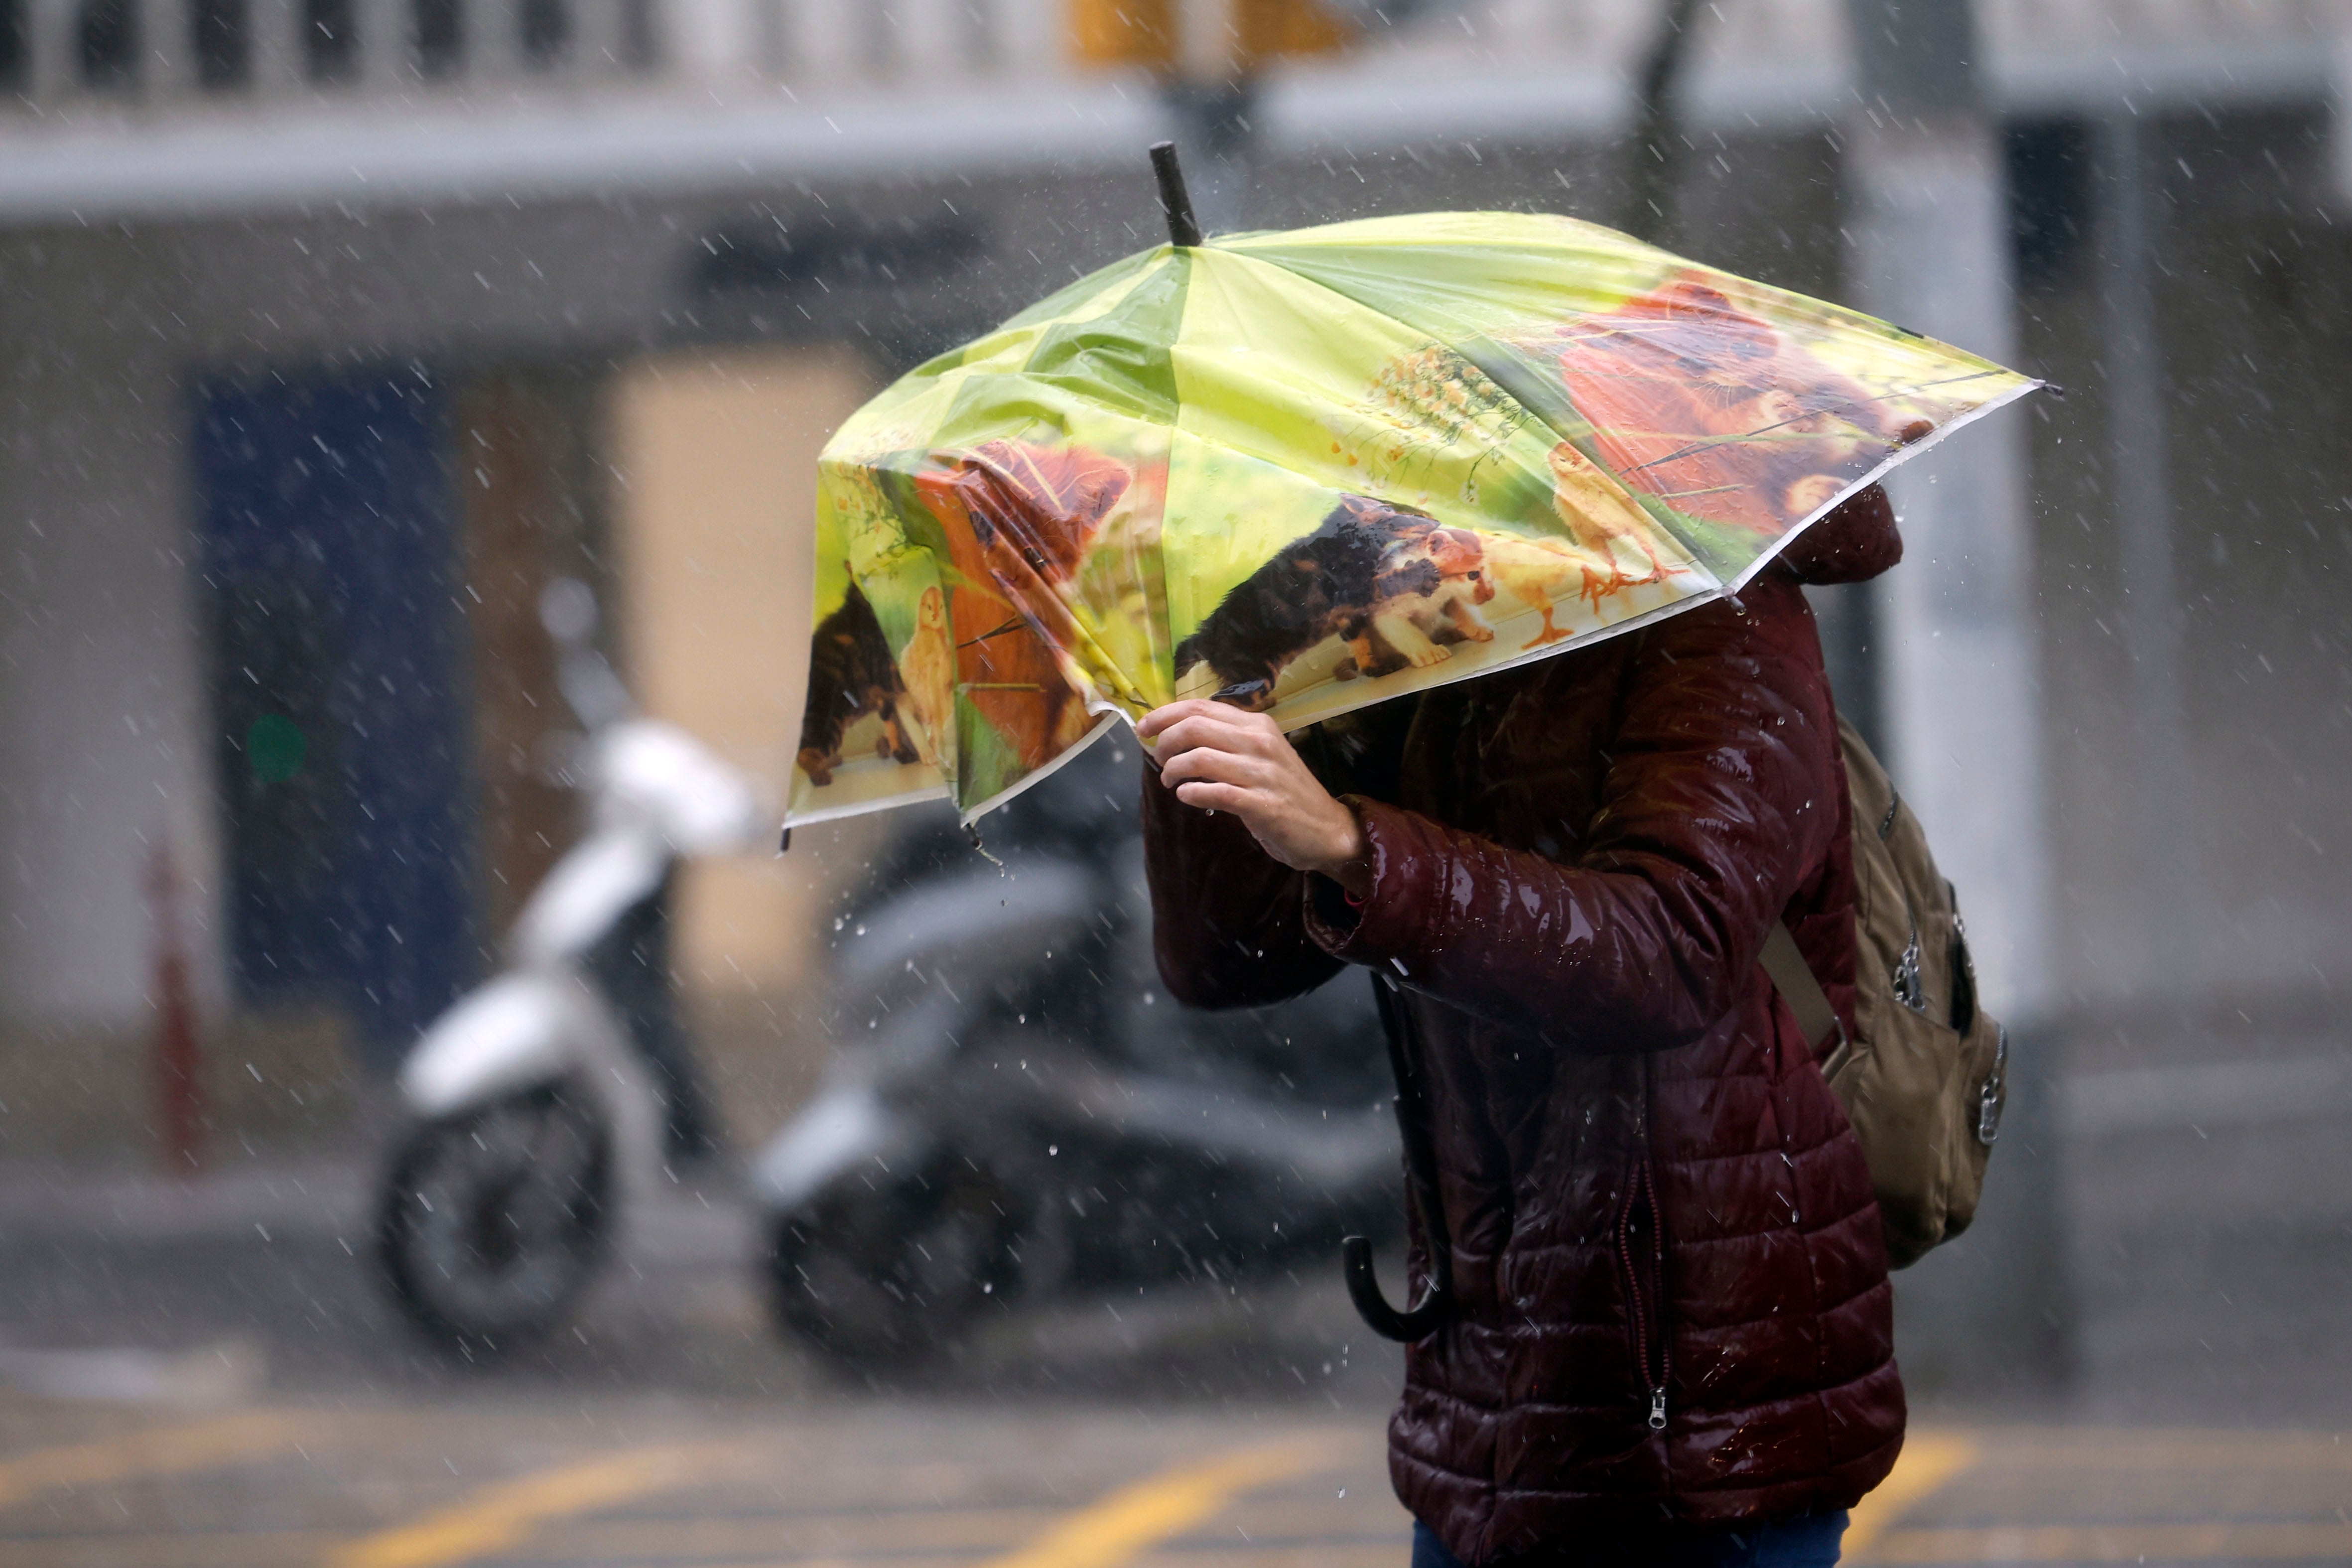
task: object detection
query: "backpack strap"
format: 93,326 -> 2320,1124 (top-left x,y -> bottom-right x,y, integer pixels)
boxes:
1759,922 -> 1845,1051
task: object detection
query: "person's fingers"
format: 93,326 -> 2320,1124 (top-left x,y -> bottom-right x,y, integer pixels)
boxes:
1171,779 -> 1254,813
1150,711 -> 1279,765
1138,699 -> 1231,739
1140,700 -> 1285,748
1159,743 -> 1273,791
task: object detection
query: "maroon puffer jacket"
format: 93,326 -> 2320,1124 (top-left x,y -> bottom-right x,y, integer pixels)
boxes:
1143,490 -> 1906,1561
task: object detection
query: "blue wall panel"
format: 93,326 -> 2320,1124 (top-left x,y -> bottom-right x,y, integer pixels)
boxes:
193,373 -> 473,1062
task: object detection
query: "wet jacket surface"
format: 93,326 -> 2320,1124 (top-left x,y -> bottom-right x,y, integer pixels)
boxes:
1142,491 -> 1907,1561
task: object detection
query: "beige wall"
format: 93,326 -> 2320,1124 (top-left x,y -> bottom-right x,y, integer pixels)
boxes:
606,345 -> 875,998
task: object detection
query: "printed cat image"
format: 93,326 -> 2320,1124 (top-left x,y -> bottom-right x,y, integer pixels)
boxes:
796,578 -> 918,787
1174,495 -> 1498,712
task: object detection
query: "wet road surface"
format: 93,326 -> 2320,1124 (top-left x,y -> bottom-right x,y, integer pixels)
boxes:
3,1393 -> 2350,1567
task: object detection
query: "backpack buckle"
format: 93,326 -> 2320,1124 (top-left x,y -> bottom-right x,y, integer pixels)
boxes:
1892,927 -> 1927,1014
1976,1027 -> 2009,1146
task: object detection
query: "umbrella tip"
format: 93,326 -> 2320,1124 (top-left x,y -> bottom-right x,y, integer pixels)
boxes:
1149,141 -> 1204,250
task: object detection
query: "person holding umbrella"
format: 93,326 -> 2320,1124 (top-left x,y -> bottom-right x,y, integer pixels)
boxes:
1138,480 -> 1905,1568
782,157 -> 2040,1566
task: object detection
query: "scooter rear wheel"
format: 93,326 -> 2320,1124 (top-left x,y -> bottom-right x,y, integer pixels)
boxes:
767,1159 -> 1023,1367
376,1080 -> 614,1350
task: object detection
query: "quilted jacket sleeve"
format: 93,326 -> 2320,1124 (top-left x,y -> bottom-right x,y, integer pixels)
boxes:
1303,580 -> 1841,1054
1140,759 -> 1346,1009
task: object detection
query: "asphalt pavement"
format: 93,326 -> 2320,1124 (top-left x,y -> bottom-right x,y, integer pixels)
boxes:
0,1028 -> 2346,1568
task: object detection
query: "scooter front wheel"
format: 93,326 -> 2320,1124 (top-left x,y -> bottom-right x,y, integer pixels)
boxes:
767,1158 -> 1025,1367
376,1080 -> 614,1350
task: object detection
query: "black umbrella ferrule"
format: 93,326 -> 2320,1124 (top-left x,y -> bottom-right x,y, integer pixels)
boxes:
1150,141 -> 1204,250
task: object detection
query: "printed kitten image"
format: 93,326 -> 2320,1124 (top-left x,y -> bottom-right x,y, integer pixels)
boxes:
1174,495 -> 1497,711
796,578 -> 918,787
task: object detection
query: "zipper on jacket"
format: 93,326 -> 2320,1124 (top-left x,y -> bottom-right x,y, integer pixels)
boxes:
1618,1059 -> 1670,1432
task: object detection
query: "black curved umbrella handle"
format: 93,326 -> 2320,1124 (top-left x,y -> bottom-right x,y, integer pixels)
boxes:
1342,1233 -> 1452,1343
1343,974 -> 1458,1343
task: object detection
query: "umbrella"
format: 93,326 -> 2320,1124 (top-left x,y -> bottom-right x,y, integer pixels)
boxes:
786,148 -> 2040,831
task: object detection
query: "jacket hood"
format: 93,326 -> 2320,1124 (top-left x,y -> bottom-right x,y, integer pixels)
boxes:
1778,482 -> 1901,586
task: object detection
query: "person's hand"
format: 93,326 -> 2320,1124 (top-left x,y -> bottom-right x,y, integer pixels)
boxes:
1138,699 -> 1371,897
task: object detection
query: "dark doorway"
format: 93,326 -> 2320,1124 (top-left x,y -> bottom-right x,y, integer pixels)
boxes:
0,0 -> 29,92
194,374 -> 474,1066
2007,118 -> 2094,290
78,0 -> 137,87
305,0 -> 357,81
520,0 -> 567,65
194,0 -> 251,86
414,0 -> 459,75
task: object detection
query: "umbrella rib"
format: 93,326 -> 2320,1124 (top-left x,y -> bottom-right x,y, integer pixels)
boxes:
958,616 -> 1032,651
1616,366 -> 2007,477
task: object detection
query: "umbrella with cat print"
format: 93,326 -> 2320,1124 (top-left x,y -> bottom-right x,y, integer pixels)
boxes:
785,147 -> 2041,832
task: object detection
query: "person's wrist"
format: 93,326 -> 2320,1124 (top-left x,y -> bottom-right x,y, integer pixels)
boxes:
1312,800 -> 1373,898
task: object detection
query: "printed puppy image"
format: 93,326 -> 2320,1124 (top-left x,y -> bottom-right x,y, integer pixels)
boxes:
1174,495 -> 1497,711
1338,522 -> 1498,679
796,578 -> 918,787
1550,272 -> 1910,533
1742,391 -> 1936,522
896,584 -> 955,766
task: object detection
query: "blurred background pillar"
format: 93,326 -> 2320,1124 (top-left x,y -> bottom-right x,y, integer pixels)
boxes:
604,346 -> 876,1143
356,0 -> 406,90
1841,0 -> 2071,1390
151,0 -> 201,92
24,0 -> 71,97
249,0 -> 303,93
1167,0 -> 1259,236
1070,0 -> 1364,239
2093,111 -> 2198,993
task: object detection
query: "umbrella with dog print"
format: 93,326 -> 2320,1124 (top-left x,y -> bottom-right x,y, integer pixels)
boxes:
785,147 -> 2040,832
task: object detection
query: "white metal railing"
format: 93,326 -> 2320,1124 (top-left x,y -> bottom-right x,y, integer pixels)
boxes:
0,0 -> 2335,115
0,0 -> 1082,104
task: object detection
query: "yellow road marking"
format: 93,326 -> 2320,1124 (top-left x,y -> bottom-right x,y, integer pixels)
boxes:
512,1505 -> 1058,1559
1971,1432 -> 2352,1470
0,1410 -> 322,1510
0,1526 -> 340,1568
977,1437 -> 1343,1568
1870,1519 -> 2352,1563
327,1441 -> 756,1568
1843,1432 -> 1982,1557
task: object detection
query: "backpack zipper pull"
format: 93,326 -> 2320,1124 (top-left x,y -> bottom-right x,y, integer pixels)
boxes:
1648,1386 -> 1667,1431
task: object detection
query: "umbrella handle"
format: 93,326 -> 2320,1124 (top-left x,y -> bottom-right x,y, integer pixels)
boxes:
1149,142 -> 1203,249
1342,1233 -> 1452,1343
1342,973 -> 1457,1343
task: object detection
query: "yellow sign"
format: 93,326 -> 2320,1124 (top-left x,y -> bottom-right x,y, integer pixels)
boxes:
1069,0 -> 1352,73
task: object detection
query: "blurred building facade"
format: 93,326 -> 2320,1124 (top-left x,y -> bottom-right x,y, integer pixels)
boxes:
1,0 -> 2346,1175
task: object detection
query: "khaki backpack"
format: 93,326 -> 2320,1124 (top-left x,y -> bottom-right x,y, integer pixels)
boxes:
1757,716 -> 2010,1268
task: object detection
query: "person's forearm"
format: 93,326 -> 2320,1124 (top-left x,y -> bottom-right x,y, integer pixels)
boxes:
1303,797 -> 1771,1053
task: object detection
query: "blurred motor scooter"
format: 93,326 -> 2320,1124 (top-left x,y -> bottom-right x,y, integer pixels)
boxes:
753,737 -> 1401,1367
375,579 -> 761,1348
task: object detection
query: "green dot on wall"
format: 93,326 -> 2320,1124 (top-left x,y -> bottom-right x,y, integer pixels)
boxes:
247,712 -> 308,784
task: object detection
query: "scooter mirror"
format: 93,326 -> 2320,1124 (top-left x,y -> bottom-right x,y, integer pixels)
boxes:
539,576 -> 599,647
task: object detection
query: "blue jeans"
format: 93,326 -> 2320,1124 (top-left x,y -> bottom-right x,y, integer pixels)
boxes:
1411,1512 -> 1846,1568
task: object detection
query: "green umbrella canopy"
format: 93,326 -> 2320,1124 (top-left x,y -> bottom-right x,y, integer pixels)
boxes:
787,208 -> 2037,828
